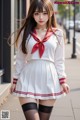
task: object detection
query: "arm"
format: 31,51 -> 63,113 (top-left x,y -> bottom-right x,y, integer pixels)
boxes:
54,30 -> 66,85
13,32 -> 27,84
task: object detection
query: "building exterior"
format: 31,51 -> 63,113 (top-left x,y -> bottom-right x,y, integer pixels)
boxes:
0,0 -> 30,84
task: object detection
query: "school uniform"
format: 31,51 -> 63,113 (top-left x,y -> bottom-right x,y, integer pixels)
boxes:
12,28 -> 67,100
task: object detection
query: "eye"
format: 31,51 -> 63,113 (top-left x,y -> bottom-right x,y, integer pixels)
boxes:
34,12 -> 39,16
43,12 -> 48,15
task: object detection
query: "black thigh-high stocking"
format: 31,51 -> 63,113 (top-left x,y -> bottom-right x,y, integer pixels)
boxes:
38,104 -> 53,120
21,102 -> 40,120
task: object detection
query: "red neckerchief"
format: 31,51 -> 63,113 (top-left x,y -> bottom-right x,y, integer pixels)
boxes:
31,28 -> 58,58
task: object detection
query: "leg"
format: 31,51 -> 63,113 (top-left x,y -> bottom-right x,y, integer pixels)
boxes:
38,99 -> 56,120
19,97 -> 40,120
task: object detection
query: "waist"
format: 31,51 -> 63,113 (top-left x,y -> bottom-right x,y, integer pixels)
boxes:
27,58 -> 54,64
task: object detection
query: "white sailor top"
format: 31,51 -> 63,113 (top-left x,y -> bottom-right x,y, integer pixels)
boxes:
13,28 -> 66,85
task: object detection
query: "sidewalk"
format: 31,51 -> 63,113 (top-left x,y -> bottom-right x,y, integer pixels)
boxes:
0,43 -> 80,120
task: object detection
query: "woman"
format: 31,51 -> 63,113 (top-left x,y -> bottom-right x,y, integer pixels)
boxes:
10,0 -> 70,120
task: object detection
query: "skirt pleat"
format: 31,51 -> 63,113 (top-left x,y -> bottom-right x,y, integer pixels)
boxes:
13,60 -> 65,99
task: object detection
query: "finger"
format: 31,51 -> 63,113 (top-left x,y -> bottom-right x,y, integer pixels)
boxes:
63,87 -> 68,94
66,88 -> 69,94
9,88 -> 12,94
63,88 -> 67,93
10,87 -> 14,94
10,88 -> 13,94
67,86 -> 70,93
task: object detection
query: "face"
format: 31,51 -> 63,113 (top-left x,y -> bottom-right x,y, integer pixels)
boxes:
33,8 -> 49,28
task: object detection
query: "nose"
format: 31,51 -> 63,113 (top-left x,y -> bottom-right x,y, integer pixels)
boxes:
39,13 -> 43,20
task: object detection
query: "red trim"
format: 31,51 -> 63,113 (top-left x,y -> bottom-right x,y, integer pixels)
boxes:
13,78 -> 18,81
59,78 -> 66,84
13,81 -> 17,84
13,78 -> 18,84
13,80 -> 17,82
60,82 -> 66,84
59,78 -> 66,80
13,90 -> 64,97
31,28 -> 59,58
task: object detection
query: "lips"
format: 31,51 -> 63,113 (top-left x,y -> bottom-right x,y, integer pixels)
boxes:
39,21 -> 44,23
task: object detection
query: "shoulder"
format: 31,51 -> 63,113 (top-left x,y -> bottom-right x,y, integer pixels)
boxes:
52,27 -> 63,36
55,29 -> 64,42
52,28 -> 64,44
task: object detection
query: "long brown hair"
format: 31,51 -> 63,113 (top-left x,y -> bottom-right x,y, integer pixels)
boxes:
16,0 -> 57,54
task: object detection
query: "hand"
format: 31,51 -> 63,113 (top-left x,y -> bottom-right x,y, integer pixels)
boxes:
10,84 -> 16,94
61,83 -> 70,94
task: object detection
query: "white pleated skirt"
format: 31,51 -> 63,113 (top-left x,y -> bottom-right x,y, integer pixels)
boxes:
12,60 -> 65,99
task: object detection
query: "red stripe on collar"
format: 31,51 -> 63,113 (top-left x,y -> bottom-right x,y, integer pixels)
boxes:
31,28 -> 58,58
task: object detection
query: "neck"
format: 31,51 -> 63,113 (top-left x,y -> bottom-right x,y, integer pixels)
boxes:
36,25 -> 47,30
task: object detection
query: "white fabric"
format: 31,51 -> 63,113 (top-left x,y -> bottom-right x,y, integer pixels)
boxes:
12,29 -> 66,99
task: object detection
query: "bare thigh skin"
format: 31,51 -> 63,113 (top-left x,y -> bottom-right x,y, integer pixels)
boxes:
19,97 -> 38,105
39,99 -> 56,106
19,97 -> 56,106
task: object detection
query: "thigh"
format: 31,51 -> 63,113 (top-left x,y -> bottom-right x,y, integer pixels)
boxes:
39,99 -> 56,106
19,97 -> 38,105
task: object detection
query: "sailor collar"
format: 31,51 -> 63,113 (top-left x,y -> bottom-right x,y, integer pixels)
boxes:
31,27 -> 58,58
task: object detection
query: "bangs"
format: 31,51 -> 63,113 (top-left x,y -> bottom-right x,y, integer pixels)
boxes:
33,0 -> 48,12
